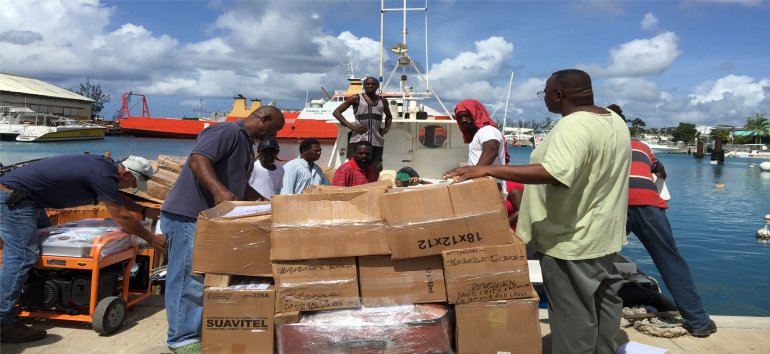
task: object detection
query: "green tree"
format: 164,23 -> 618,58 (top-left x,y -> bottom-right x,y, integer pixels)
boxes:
744,114 -> 770,144
710,128 -> 731,141
671,122 -> 697,143
630,117 -> 646,138
71,79 -> 110,119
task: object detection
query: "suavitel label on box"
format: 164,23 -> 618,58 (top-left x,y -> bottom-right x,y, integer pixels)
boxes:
442,241 -> 533,304
202,281 -> 275,354
381,178 -> 513,259
272,257 -> 361,312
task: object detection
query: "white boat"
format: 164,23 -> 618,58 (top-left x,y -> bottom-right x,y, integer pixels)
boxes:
0,106 -> 33,140
644,140 -> 678,151
327,2 -> 460,179
0,107 -> 106,142
727,144 -> 770,158
503,127 -> 534,145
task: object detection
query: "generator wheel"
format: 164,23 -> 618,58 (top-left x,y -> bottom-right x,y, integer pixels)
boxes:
92,296 -> 127,335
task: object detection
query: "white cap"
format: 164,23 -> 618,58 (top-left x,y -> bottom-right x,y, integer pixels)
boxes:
122,156 -> 154,192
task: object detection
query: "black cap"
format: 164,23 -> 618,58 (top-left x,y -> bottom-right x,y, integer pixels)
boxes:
257,137 -> 280,152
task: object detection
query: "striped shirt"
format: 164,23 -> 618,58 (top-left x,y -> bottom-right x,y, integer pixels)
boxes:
629,140 -> 668,208
332,158 -> 378,187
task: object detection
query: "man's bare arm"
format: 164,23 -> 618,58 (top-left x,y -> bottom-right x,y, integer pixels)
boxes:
444,164 -> 561,186
476,140 -> 500,166
103,201 -> 167,252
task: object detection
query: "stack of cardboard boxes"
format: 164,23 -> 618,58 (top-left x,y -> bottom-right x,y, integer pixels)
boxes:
146,155 -> 185,201
193,177 -> 541,353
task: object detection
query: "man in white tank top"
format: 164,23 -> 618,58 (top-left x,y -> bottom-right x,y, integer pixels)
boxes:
333,77 -> 393,170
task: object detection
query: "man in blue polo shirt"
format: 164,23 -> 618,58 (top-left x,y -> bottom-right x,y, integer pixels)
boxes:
0,154 -> 166,343
159,106 -> 284,354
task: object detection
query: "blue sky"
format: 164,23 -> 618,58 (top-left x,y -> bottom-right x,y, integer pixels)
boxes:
1,0 -> 768,128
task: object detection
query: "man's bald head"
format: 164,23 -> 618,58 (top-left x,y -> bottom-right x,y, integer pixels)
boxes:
244,106 -> 285,141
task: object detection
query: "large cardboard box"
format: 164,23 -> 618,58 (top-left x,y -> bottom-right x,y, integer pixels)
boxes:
273,257 -> 361,312
442,241 -> 533,304
302,179 -> 393,193
270,190 -> 389,260
455,296 -> 542,354
146,179 -> 172,200
358,255 -> 447,306
380,178 -> 512,259
202,278 -> 275,354
157,154 -> 187,173
193,201 -> 272,277
149,168 -> 179,187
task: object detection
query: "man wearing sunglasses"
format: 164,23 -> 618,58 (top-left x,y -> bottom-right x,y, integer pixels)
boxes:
0,154 -> 166,343
445,69 -> 631,354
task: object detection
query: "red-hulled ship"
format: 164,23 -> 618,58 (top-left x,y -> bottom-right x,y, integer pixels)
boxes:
117,93 -> 337,141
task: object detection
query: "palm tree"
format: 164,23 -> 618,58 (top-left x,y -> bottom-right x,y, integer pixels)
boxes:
744,114 -> 770,144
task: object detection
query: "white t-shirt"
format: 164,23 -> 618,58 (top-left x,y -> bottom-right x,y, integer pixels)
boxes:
468,125 -> 506,190
468,125 -> 505,166
248,160 -> 285,200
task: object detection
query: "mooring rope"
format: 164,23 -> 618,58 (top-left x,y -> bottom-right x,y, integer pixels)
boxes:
623,307 -> 690,338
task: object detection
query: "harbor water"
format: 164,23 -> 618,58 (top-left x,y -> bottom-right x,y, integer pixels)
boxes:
1,138 -> 769,316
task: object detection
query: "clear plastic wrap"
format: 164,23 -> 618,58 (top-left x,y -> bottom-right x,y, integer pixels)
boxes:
276,304 -> 454,354
38,218 -> 148,258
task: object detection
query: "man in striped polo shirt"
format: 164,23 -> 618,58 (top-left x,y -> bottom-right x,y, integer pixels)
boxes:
332,141 -> 378,187
608,104 -> 716,338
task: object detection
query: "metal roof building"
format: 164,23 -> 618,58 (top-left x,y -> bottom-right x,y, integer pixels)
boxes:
0,72 -> 94,120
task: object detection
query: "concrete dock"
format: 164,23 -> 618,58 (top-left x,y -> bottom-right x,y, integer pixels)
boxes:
2,296 -> 769,354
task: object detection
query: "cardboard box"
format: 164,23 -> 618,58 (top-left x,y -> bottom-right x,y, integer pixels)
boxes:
273,257 -> 361,312
380,178 -> 512,259
149,168 -> 179,187
146,179 -> 172,200
358,255 -> 447,306
270,190 -> 389,260
193,201 -> 272,277
442,241 -> 533,304
455,296 -> 542,354
157,155 -> 187,173
273,311 -> 301,326
202,278 -> 275,354
302,179 -> 393,193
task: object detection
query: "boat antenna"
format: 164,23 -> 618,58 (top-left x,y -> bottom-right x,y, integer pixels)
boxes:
502,72 -> 514,130
424,0 -> 429,91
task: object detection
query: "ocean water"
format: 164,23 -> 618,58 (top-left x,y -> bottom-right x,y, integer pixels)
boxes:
2,138 -> 769,316
0,136 -> 331,166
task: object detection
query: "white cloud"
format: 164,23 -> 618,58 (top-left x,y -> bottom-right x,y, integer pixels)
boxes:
641,13 -> 658,30
603,77 -> 662,103
429,36 -> 514,101
692,0 -> 763,6
581,32 -> 681,77
689,75 -> 768,106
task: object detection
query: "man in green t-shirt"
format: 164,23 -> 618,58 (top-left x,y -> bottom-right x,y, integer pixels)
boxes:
444,69 -> 631,354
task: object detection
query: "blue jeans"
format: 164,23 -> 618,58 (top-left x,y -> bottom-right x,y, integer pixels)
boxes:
627,205 -> 711,330
160,211 -> 204,348
0,190 -> 50,324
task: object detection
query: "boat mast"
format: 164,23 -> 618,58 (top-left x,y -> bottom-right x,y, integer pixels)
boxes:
502,72 -> 514,132
379,0 -> 452,117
